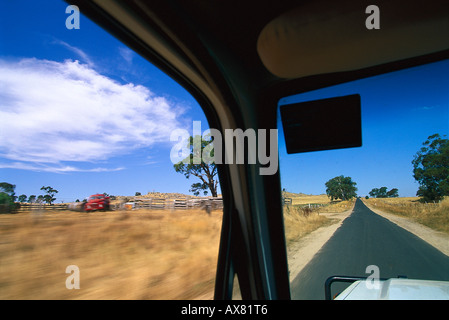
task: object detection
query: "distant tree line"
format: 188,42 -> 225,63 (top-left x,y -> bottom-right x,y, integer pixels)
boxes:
0,183 -> 59,213
368,187 -> 399,198
324,134 -> 448,203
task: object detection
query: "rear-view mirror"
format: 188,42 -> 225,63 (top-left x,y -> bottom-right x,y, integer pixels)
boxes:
280,94 -> 362,154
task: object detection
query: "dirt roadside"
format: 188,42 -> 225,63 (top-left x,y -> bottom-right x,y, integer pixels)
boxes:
287,207 -> 354,280
287,201 -> 449,281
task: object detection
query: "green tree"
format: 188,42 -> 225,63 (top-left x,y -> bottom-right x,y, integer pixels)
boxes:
0,182 -> 16,201
386,188 -> 399,198
0,182 -> 17,213
0,193 -> 13,213
36,195 -> 45,203
40,186 -> 58,205
412,134 -> 449,202
173,135 -> 219,197
369,188 -> 379,198
325,175 -> 358,201
369,187 -> 398,198
369,187 -> 387,198
18,194 -> 27,203
28,195 -> 36,203
377,187 -> 388,198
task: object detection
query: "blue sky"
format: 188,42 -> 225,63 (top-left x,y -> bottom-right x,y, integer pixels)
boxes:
278,60 -> 449,197
0,1 -> 448,202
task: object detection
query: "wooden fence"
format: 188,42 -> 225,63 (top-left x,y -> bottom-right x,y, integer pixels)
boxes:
13,197 -> 223,213
14,203 -> 68,213
282,197 -> 292,205
114,197 -> 223,211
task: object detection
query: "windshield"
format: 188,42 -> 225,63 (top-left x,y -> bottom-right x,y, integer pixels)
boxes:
89,196 -> 104,200
277,59 -> 449,299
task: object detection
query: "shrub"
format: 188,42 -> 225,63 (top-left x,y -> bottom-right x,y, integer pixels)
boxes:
0,192 -> 13,213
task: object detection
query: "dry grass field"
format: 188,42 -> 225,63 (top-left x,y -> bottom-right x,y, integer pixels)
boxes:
283,206 -> 333,248
283,191 -> 354,211
283,192 -> 330,206
282,192 -> 355,247
364,197 -> 449,234
0,209 -> 222,299
0,193 -> 355,299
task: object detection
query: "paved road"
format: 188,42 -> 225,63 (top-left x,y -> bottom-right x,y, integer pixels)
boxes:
291,199 -> 449,299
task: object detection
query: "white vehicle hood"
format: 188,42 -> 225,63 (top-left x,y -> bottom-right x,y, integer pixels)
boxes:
335,278 -> 449,300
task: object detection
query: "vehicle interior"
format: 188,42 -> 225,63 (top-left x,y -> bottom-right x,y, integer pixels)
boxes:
66,0 -> 449,299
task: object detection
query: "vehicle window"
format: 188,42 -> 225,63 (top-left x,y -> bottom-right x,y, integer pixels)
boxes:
277,59 -> 449,299
0,2 -> 222,299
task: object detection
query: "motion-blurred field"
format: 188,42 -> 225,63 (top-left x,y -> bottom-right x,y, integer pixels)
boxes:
0,209 -> 222,299
0,193 -> 357,299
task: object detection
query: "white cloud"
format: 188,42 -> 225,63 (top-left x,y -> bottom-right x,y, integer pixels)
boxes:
118,47 -> 134,64
53,40 -> 94,67
0,162 -> 124,173
0,58 -> 185,172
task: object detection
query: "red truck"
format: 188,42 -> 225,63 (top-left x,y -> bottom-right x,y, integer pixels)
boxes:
84,194 -> 110,212
68,194 -> 110,212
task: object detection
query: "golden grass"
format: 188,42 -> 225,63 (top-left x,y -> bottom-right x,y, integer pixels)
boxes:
281,193 -> 355,248
283,192 -> 330,206
0,194 -> 359,299
284,192 -> 355,212
364,197 -> 449,234
283,206 -> 333,248
0,209 -> 222,299
317,200 -> 355,213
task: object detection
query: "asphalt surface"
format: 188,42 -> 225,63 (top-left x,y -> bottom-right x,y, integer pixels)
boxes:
290,198 -> 449,299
